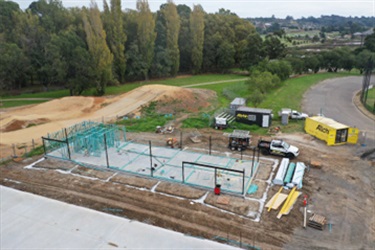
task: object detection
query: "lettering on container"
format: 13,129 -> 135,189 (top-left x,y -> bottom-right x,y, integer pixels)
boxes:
237,113 -> 256,121
316,125 -> 329,134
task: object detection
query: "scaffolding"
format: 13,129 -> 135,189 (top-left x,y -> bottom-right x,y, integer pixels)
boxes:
43,121 -> 126,160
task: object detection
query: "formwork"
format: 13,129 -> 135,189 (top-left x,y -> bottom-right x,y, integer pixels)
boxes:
43,121 -> 259,195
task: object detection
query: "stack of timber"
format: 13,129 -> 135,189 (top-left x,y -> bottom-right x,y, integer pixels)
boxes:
308,214 -> 327,230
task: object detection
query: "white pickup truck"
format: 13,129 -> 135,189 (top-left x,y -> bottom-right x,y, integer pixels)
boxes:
258,139 -> 300,158
279,108 -> 308,120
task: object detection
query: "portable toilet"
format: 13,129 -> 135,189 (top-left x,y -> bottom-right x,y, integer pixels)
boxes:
281,111 -> 289,125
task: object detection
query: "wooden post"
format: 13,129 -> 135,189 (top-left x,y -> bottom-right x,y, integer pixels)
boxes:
32,139 -> 35,149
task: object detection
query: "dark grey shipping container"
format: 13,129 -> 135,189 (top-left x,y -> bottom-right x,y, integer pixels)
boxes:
235,107 -> 273,127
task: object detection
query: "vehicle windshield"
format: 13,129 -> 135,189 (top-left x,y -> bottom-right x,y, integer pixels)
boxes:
281,141 -> 290,149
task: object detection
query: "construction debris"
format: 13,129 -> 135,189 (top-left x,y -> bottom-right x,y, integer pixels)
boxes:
310,160 -> 323,168
308,214 -> 327,230
266,190 -> 288,211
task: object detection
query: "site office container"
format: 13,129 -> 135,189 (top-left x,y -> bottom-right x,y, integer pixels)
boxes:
304,116 -> 359,146
235,107 -> 272,128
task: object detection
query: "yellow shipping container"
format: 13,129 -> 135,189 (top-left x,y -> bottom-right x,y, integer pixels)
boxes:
304,116 -> 359,146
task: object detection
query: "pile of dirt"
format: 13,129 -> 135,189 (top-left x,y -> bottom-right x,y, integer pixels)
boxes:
0,96 -> 105,131
2,118 -> 50,132
155,88 -> 216,113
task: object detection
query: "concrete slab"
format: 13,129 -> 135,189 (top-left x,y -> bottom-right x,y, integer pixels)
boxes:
47,141 -> 259,195
1,186 -> 237,249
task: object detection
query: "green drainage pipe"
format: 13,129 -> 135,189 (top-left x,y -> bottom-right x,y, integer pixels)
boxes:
283,162 -> 296,184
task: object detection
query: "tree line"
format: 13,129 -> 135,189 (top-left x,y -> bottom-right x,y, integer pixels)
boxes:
0,0 -> 258,95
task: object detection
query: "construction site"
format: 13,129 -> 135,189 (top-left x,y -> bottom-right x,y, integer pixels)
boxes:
1,83 -> 374,249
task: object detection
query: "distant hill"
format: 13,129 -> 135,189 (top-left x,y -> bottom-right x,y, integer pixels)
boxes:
246,15 -> 375,35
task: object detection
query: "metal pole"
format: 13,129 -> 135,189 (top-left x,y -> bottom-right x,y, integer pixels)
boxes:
257,147 -> 260,162
214,167 -> 217,187
182,163 -> 185,183
242,168 -> 245,195
241,148 -> 243,160
104,134 -> 109,168
42,138 -> 46,155
149,140 -> 153,177
180,130 -> 182,150
251,147 -> 256,177
65,128 -> 71,160
209,136 -> 212,155
303,206 -> 307,228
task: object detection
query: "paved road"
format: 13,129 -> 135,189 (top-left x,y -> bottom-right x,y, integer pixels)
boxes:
302,76 -> 375,147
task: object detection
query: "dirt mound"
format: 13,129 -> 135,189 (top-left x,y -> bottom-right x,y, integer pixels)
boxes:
0,96 -> 106,131
154,87 -> 216,113
0,85 -> 216,155
3,118 -> 50,132
93,85 -> 216,117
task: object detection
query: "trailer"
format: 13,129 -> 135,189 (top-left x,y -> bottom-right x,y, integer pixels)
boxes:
214,112 -> 235,129
235,107 -> 272,128
304,116 -> 359,145
227,130 -> 251,151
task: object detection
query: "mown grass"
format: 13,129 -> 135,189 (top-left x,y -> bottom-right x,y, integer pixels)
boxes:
182,72 -> 359,133
1,74 -> 245,98
259,72 -> 357,113
364,87 -> 375,113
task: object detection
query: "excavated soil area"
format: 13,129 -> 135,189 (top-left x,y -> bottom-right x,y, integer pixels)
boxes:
0,85 -> 216,158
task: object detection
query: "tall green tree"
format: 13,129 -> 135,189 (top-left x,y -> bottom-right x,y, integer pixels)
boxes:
83,2 -> 113,95
263,35 -> 286,59
136,0 -> 156,80
0,42 -> 30,90
13,9 -> 49,86
189,4 -> 204,74
0,0 -> 21,42
239,32 -> 263,70
28,0 -> 70,34
162,0 -> 180,76
103,0 -> 127,83
177,4 -> 191,72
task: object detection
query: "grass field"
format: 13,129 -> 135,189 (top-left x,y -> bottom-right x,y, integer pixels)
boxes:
364,87 -> 375,113
1,74 -> 245,98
